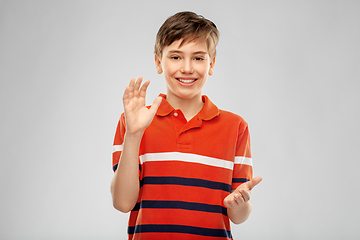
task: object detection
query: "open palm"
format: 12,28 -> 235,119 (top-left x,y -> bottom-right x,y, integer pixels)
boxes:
123,76 -> 162,135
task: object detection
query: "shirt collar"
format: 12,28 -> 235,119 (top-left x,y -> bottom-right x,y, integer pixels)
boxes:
156,94 -> 220,121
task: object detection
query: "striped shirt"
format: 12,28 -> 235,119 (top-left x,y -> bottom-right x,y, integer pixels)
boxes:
112,94 -> 253,240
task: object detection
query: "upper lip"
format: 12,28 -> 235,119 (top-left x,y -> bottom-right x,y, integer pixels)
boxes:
176,77 -> 197,80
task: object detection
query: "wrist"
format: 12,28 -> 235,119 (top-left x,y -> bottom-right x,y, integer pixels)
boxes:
124,131 -> 144,142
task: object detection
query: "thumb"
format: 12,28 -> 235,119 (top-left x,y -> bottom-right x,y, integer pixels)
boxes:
245,176 -> 262,190
149,96 -> 162,114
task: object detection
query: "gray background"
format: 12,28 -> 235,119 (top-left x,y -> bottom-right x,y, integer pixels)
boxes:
1,0 -> 359,239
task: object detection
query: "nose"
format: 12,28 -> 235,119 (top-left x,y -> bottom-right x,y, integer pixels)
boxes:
180,59 -> 194,74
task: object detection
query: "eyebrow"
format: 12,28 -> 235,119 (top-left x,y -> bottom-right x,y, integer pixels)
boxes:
168,50 -> 208,55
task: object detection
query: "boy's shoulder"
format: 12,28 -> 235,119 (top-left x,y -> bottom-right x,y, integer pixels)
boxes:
217,108 -> 248,126
218,108 -> 245,119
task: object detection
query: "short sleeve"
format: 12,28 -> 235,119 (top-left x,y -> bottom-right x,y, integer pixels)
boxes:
231,121 -> 253,190
112,113 -> 126,172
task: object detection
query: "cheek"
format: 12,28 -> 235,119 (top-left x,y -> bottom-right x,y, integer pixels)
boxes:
200,67 -> 210,77
163,64 -> 177,76
196,62 -> 210,74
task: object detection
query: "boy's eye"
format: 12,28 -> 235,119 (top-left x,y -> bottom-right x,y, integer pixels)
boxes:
195,57 -> 204,61
171,56 -> 180,60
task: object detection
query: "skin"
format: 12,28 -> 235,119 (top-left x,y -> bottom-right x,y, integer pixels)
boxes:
110,38 -> 262,224
224,176 -> 262,224
155,39 -> 215,121
110,77 -> 162,212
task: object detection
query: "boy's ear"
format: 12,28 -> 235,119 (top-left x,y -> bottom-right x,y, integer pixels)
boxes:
155,55 -> 163,74
208,56 -> 216,76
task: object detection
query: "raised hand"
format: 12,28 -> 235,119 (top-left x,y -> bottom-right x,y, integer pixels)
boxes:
123,76 -> 162,135
224,176 -> 262,208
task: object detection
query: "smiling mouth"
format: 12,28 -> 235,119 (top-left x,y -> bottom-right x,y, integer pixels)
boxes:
176,78 -> 197,83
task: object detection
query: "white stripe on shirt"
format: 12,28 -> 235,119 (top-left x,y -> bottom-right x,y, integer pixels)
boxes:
139,152 -> 234,170
113,144 -> 123,153
113,148 -> 252,169
234,156 -> 253,166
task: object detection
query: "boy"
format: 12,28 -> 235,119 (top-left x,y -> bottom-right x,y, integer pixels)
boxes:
111,11 -> 262,240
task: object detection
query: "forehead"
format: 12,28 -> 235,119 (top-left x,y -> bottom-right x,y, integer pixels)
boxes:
164,39 -> 209,54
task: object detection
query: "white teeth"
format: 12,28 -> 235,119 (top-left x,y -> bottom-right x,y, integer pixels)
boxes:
178,79 -> 196,83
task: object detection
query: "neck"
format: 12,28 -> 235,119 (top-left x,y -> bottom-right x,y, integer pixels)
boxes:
166,93 -> 204,121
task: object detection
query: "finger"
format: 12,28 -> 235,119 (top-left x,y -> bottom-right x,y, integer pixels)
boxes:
223,195 -> 236,208
134,76 -> 143,98
123,77 -> 135,104
233,193 -> 244,204
240,189 -> 251,202
245,176 -> 262,191
127,77 -> 136,99
139,80 -> 150,99
123,85 -> 130,104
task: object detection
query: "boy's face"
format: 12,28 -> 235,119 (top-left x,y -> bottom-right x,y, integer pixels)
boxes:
155,39 -> 215,101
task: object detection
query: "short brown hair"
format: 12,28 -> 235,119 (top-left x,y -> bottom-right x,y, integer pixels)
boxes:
154,11 -> 219,58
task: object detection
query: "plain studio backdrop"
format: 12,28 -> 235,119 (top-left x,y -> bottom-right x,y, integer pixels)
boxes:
0,0 -> 359,239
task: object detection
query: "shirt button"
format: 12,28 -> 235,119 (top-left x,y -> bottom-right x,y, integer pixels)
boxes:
173,112 -> 178,117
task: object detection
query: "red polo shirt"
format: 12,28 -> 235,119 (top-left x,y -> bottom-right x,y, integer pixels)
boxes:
113,94 -> 253,240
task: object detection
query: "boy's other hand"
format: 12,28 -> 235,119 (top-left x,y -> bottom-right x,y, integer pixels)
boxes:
123,76 -> 162,136
224,176 -> 262,209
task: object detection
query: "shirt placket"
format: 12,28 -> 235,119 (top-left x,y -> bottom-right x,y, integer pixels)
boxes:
171,110 -> 202,152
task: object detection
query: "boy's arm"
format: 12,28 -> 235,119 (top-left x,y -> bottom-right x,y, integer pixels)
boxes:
111,77 -> 162,213
224,176 -> 262,224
